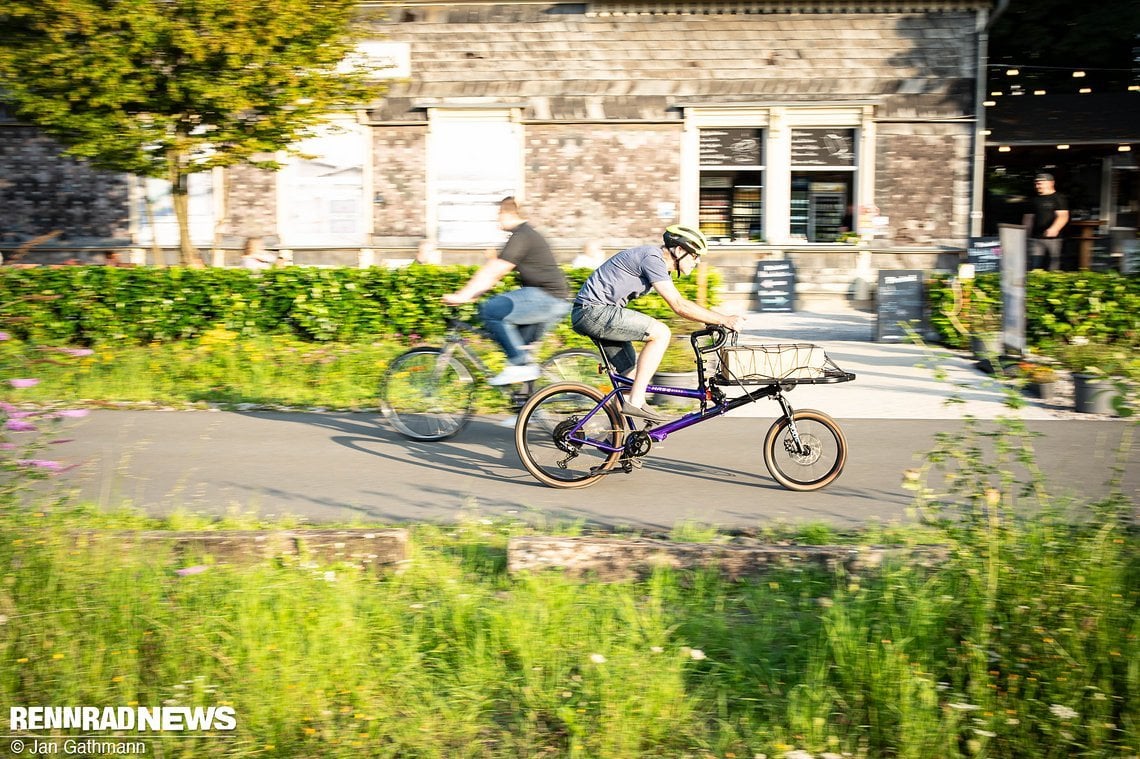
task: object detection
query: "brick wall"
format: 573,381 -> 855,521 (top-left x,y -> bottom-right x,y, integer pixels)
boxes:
371,126 -> 428,244
523,124 -> 682,249
0,126 -> 129,244
219,164 -> 278,243
875,123 -> 973,246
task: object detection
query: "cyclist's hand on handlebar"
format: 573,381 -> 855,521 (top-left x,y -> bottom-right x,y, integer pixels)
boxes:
720,314 -> 743,332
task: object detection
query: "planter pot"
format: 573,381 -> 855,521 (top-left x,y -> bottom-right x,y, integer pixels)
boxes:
1072,374 -> 1119,415
970,333 -> 1004,374
970,332 -> 1002,357
1026,381 -> 1057,403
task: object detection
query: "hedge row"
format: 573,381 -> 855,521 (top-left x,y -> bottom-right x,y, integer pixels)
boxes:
927,271 -> 1140,350
0,265 -> 720,346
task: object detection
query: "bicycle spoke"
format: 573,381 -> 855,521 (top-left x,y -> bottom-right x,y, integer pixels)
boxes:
381,349 -> 476,441
516,384 -> 624,488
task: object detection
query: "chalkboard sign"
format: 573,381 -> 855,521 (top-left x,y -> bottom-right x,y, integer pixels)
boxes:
874,270 -> 924,342
967,237 -> 1002,274
755,260 -> 796,313
700,128 -> 763,167
791,129 -> 855,167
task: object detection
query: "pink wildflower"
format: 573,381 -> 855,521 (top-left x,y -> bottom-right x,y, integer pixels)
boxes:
8,379 -> 40,389
4,420 -> 37,432
16,459 -> 63,471
0,331 -> 9,340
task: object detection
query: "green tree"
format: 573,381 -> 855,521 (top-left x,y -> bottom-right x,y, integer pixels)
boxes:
0,0 -> 382,266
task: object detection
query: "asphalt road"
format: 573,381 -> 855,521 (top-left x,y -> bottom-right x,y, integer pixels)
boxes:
53,410 -> 1137,530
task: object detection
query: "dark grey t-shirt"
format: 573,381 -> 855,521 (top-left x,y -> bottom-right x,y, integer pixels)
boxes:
574,245 -> 670,307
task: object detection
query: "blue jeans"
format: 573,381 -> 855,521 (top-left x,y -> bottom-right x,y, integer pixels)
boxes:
480,288 -> 570,366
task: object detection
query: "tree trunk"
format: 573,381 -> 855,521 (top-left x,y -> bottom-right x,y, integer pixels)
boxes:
168,157 -> 204,268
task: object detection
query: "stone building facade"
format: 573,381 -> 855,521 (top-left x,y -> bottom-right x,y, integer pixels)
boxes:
1,0 -> 994,308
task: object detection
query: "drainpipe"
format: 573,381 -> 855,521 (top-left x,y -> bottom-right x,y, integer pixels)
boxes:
970,0 -> 1010,238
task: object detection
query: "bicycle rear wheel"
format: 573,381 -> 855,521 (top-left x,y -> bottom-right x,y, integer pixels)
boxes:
762,409 -> 847,491
380,348 -> 476,441
515,382 -> 625,489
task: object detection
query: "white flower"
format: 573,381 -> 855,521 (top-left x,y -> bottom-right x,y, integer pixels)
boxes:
1049,704 -> 1079,720
949,702 -> 981,711
688,648 -> 707,661
784,750 -> 814,759
650,646 -> 664,654
589,653 -> 606,664
973,729 -> 997,738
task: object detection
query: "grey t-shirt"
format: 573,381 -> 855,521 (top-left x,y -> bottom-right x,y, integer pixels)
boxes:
574,245 -> 669,308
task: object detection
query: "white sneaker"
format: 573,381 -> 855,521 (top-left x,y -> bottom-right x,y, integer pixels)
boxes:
488,363 -> 541,386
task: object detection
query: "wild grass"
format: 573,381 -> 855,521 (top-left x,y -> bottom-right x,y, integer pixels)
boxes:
1,492 -> 1136,758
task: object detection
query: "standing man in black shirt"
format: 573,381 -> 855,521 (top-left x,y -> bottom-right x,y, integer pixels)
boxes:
1029,173 -> 1069,271
443,196 -> 570,385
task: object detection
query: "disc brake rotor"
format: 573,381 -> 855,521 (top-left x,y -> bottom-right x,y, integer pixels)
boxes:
784,433 -> 822,465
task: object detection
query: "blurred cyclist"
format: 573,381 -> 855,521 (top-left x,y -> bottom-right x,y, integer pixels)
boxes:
443,197 -> 570,385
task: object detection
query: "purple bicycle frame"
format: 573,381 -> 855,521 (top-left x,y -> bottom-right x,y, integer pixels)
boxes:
570,370 -> 781,453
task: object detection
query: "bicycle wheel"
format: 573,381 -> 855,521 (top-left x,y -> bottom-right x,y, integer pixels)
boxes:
380,348 -> 476,441
515,382 -> 625,489
539,349 -> 606,389
762,409 -> 848,492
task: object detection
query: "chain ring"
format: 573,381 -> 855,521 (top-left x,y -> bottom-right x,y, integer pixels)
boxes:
623,430 -> 653,459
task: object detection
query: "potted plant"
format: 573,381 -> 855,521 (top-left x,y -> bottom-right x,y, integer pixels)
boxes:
1057,341 -> 1135,415
1014,360 -> 1059,402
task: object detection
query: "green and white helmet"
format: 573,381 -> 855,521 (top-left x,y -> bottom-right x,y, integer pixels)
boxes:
663,225 -> 709,257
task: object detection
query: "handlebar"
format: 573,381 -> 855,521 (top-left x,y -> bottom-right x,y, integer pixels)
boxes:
690,324 -> 733,354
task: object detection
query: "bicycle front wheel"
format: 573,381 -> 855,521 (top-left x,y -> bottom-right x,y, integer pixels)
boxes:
515,382 -> 625,489
380,348 -> 476,441
762,409 -> 848,492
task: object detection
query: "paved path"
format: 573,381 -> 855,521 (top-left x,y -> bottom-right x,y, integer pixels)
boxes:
57,410 -> 1136,530
47,306 -> 1135,529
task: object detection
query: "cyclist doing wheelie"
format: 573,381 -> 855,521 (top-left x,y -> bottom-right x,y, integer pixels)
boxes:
570,225 -> 741,423
442,196 -> 570,386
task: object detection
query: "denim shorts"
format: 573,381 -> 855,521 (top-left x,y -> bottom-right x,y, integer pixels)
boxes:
571,303 -> 657,374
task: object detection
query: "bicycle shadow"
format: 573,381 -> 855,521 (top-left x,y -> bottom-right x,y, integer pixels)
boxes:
231,409 -> 525,483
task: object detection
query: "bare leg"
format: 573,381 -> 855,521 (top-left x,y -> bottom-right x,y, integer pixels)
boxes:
626,321 -> 671,408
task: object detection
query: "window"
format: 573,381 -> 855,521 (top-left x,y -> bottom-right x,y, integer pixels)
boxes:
135,173 -> 215,247
429,110 -> 521,245
685,108 -> 868,246
789,128 -> 856,243
280,121 -> 368,246
698,128 -> 764,243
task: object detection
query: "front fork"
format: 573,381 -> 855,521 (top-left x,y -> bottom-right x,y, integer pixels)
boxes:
774,390 -> 806,455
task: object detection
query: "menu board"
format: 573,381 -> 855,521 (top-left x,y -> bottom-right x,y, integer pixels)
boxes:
700,128 -> 763,167
874,270 -> 924,342
967,237 -> 1002,274
755,260 -> 796,313
791,129 -> 855,167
